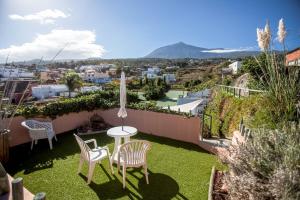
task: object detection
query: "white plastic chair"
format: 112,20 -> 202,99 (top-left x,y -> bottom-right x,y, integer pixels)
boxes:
118,140 -> 151,188
74,134 -> 114,184
21,120 -> 57,150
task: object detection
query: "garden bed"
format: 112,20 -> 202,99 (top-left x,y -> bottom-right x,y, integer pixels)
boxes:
209,166 -> 228,200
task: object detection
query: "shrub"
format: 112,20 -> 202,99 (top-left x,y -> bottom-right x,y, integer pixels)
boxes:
226,123 -> 300,200
143,85 -> 166,100
17,105 -> 40,118
16,89 -> 192,118
77,90 -> 140,104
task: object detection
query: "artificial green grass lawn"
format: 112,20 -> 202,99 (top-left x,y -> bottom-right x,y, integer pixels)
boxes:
8,132 -> 224,200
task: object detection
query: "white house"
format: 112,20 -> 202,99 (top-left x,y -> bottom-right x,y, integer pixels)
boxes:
228,61 -> 241,74
80,86 -> 102,93
142,67 -> 161,79
165,99 -> 205,116
0,66 -> 34,78
163,74 -> 176,83
32,84 -> 69,100
81,69 -> 112,83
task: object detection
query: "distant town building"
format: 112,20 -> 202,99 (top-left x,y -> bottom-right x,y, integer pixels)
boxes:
40,71 -> 61,83
78,64 -> 115,73
177,89 -> 211,105
171,89 -> 212,116
166,99 -> 205,116
0,66 -> 34,78
286,47 -> 300,66
2,80 -> 38,103
35,65 -> 49,72
142,67 -> 161,79
166,66 -> 180,70
228,61 -> 241,74
80,86 -> 102,93
162,74 -> 176,83
32,84 -> 69,100
81,69 -> 112,84
108,68 -> 117,76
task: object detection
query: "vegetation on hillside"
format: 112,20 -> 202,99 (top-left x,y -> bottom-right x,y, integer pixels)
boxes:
206,19 -> 299,138
204,91 -> 272,138
224,19 -> 300,200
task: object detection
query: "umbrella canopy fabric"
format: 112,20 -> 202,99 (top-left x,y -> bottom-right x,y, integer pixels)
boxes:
117,71 -> 127,118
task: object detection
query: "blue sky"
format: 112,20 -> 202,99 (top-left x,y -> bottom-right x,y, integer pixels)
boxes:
0,0 -> 299,62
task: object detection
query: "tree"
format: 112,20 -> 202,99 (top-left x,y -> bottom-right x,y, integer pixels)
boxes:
155,77 -> 162,86
143,85 -> 166,100
139,78 -> 143,87
116,66 -> 122,77
143,75 -> 148,85
62,71 -> 82,97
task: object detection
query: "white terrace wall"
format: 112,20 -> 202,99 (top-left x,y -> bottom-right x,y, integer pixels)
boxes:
9,108 -> 202,147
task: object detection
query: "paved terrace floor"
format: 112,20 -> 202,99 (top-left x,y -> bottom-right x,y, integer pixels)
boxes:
7,132 -> 224,200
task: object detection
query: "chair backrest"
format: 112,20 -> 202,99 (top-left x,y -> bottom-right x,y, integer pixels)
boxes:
21,120 -> 37,130
73,134 -> 91,161
22,120 -> 53,130
119,140 -> 151,166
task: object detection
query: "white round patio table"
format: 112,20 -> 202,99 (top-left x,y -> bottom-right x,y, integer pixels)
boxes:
107,126 -> 137,164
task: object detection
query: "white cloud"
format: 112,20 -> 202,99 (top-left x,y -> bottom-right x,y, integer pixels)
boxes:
9,9 -> 69,24
0,29 -> 106,62
202,47 -> 255,53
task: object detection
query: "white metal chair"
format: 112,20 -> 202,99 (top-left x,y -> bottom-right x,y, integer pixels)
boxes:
74,134 -> 114,184
118,140 -> 151,188
21,120 -> 57,150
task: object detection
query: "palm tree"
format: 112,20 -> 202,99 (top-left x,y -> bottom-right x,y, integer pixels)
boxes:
62,71 -> 82,97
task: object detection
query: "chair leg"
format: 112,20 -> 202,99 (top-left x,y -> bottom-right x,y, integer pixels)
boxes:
122,165 -> 126,189
144,164 -> 149,184
48,138 -> 53,150
54,135 -> 58,141
108,157 -> 114,175
78,157 -> 84,174
87,163 -> 96,184
35,140 -> 38,145
31,140 -> 34,150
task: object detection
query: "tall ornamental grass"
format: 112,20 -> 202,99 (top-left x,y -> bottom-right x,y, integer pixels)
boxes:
255,19 -> 299,123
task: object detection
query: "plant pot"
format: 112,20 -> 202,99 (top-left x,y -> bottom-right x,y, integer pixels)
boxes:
209,166 -> 229,200
0,130 -> 10,164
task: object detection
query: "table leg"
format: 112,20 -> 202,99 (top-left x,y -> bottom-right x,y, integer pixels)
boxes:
111,137 -> 121,164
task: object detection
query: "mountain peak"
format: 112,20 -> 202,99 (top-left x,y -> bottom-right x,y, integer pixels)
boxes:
175,41 -> 186,45
145,42 -> 259,59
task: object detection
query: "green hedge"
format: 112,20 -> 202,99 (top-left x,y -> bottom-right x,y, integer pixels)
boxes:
17,90 -> 191,118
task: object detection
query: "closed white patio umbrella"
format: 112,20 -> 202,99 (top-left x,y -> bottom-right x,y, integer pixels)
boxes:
118,71 -> 127,130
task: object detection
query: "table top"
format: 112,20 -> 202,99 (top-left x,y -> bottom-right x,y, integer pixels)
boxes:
107,126 -> 137,137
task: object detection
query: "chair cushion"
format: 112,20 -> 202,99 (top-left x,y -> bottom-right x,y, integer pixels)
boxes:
89,147 -> 108,161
